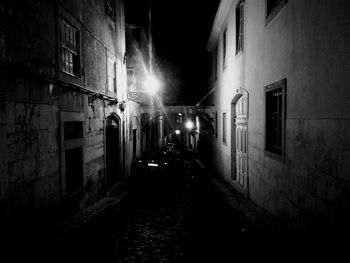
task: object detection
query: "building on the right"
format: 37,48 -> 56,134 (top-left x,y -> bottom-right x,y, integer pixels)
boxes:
207,0 -> 350,235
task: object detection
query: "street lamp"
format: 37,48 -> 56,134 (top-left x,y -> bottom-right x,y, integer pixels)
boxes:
144,75 -> 160,96
185,120 -> 194,130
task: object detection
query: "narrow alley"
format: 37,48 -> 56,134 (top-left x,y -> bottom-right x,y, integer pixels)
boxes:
6,151 -> 285,263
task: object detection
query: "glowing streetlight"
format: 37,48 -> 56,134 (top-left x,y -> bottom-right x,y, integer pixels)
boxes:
144,75 -> 160,95
175,129 -> 181,135
185,120 -> 194,130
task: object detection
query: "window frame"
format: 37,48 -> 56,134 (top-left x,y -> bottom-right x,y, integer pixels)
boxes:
223,26 -> 227,69
264,78 -> 286,162
222,112 -> 227,145
265,0 -> 288,25
61,20 -> 81,77
235,0 -> 244,55
60,112 -> 85,198
214,45 -> 218,80
105,0 -> 116,21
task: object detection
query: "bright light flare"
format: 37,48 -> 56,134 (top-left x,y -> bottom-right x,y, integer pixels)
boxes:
175,129 -> 181,135
185,120 -> 194,130
144,75 -> 160,95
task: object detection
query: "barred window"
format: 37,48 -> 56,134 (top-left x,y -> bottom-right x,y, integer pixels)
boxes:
265,79 -> 286,157
236,0 -> 244,54
61,20 -> 80,76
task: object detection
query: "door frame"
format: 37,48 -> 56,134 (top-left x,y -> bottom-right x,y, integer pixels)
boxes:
231,88 -> 249,197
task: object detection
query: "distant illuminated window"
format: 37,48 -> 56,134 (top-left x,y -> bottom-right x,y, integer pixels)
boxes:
105,0 -> 116,21
61,20 -> 80,76
176,113 -> 183,124
236,0 -> 244,54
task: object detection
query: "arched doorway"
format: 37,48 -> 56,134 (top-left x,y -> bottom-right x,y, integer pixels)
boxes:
231,92 -> 249,196
105,115 -> 121,189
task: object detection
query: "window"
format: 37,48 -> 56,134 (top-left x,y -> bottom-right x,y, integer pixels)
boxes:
61,20 -> 80,76
223,112 -> 227,144
214,45 -> 218,79
107,58 -> 117,93
236,0 -> 244,54
266,0 -> 287,24
215,112 -> 218,138
223,27 -> 227,68
63,121 -> 84,196
265,78 -> 286,158
105,0 -> 116,21
176,113 -> 183,124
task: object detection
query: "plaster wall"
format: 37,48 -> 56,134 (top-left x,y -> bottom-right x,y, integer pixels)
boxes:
210,0 -> 350,233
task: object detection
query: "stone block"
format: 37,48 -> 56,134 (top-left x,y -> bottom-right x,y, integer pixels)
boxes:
8,157 -> 37,185
6,102 -> 15,133
85,143 -> 104,163
7,132 -> 39,162
338,149 -> 350,181
38,152 -> 59,178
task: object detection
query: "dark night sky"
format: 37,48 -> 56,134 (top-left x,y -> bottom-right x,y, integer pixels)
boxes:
125,0 -> 220,105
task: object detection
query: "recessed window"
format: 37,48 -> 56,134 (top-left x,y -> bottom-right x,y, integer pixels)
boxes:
223,27 -> 227,68
266,0 -> 287,24
61,20 -> 80,76
176,113 -> 183,124
214,45 -> 218,80
63,121 -> 84,196
105,0 -> 116,21
107,58 -> 117,93
236,0 -> 244,54
222,112 -> 227,144
215,112 -> 218,138
265,79 -> 286,158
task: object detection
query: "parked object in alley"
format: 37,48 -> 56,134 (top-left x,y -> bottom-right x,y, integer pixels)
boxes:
135,151 -> 173,177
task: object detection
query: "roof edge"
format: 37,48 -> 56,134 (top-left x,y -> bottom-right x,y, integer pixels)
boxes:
206,0 -> 235,52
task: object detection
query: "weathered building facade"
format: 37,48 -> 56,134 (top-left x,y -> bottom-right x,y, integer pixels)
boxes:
0,0 -> 133,227
207,0 -> 350,235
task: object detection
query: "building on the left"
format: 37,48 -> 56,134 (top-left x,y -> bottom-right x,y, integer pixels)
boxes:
0,0 -> 139,231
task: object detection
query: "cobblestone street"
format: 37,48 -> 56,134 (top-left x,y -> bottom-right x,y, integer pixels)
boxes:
16,153 -> 282,263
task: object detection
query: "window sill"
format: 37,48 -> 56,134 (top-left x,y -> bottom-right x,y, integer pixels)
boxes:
264,149 -> 285,163
235,49 -> 243,57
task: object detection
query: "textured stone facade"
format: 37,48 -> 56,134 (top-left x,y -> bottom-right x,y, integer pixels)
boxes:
0,0 -> 136,225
